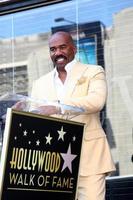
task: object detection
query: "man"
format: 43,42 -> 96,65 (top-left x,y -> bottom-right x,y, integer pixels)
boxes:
30,31 -> 115,199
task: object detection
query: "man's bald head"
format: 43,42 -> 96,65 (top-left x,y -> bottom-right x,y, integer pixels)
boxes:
49,31 -> 75,46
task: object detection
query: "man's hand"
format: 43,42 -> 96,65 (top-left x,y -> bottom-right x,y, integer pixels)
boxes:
32,105 -> 60,115
12,101 -> 27,111
12,103 -> 61,115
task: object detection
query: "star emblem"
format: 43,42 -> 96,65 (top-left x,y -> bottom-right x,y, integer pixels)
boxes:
73,136 -> 76,141
36,140 -> 40,146
60,143 -> 77,173
19,123 -> 22,127
23,130 -> 28,136
14,136 -> 17,140
57,126 -> 66,141
45,133 -> 52,145
29,141 -> 31,145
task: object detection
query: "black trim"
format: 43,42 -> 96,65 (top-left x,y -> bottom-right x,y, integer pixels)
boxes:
0,0 -> 71,16
106,177 -> 133,200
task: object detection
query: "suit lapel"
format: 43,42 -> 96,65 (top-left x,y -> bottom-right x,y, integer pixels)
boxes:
65,61 -> 88,98
45,62 -> 89,100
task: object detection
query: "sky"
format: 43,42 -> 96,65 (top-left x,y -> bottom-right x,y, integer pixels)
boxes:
0,0 -> 133,38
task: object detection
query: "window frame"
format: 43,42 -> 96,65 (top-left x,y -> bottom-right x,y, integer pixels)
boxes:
0,0 -> 71,15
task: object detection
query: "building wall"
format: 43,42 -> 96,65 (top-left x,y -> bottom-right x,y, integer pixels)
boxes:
105,7 -> 133,175
0,32 -> 52,96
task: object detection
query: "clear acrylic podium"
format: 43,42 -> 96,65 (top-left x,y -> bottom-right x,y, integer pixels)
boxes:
0,92 -> 84,119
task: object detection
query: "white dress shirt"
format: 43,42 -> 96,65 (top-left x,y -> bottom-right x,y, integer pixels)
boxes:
53,59 -> 76,100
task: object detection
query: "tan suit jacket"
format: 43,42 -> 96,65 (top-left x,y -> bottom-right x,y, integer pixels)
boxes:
31,61 -> 115,176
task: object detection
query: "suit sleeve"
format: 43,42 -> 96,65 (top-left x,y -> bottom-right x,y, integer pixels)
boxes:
62,67 -> 107,114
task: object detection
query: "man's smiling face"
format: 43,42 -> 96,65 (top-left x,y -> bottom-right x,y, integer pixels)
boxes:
49,32 -> 77,70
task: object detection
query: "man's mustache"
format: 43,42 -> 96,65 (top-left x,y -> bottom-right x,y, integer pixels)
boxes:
54,55 -> 67,61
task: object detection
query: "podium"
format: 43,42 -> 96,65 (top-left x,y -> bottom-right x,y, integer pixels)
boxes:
0,94 -> 84,200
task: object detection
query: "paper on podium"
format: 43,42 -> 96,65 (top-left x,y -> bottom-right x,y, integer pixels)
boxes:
0,93 -> 84,118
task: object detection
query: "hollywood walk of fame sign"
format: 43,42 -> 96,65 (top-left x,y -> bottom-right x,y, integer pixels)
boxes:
0,108 -> 84,200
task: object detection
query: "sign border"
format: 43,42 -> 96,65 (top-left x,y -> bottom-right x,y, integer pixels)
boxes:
0,108 -> 84,199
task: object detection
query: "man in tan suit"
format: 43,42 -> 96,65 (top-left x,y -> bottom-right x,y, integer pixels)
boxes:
30,31 -> 115,200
